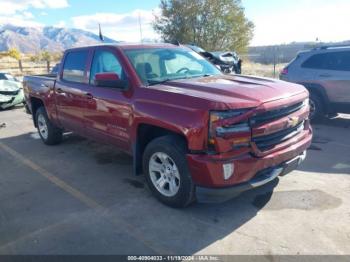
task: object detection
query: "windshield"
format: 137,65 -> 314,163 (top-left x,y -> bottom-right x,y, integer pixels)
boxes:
0,73 -> 16,81
5,74 -> 16,81
124,47 -> 222,85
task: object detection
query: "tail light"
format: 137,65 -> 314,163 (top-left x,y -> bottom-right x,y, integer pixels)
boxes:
281,67 -> 288,75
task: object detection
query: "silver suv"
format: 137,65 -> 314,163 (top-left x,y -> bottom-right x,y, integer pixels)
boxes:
280,45 -> 350,119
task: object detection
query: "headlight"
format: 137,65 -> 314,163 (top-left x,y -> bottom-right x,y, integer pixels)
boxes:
0,94 -> 12,103
209,110 -> 251,150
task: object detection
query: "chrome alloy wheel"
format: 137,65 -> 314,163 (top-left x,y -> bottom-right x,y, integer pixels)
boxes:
149,152 -> 180,197
37,114 -> 48,140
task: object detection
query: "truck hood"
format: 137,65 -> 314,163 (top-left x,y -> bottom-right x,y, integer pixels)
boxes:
149,75 -> 307,110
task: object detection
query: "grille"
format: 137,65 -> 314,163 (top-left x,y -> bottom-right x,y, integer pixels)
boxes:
251,101 -> 304,125
252,121 -> 304,151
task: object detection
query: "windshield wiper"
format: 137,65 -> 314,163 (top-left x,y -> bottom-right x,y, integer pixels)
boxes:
186,74 -> 213,79
147,79 -> 173,86
147,74 -> 214,86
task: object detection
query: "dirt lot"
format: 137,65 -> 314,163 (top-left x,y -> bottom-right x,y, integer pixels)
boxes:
0,106 -> 349,255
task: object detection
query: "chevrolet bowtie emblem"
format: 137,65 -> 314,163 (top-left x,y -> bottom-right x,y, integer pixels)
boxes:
288,116 -> 299,127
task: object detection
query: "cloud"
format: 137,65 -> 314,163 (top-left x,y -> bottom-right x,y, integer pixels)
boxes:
0,0 -> 69,15
0,16 -> 43,27
21,11 -> 34,19
0,0 -> 69,28
55,20 -> 66,28
249,0 -> 350,46
72,9 -> 161,42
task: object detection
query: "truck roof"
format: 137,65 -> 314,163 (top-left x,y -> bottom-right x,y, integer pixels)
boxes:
64,43 -> 179,52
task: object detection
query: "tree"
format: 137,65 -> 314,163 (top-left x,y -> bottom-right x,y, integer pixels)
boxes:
51,52 -> 63,62
30,53 -> 41,63
40,51 -> 52,73
7,48 -> 23,72
153,0 -> 254,53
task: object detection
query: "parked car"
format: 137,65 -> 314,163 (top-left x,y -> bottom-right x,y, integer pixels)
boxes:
0,72 -> 18,82
185,44 -> 242,74
50,63 -> 60,75
0,73 -> 25,109
23,43 -> 312,207
280,45 -> 350,119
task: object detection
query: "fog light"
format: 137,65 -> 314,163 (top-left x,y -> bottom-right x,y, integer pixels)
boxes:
223,163 -> 234,180
299,151 -> 307,164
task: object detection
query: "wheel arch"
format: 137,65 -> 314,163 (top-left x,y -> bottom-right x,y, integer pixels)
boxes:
133,123 -> 188,176
299,82 -> 330,113
30,96 -> 45,127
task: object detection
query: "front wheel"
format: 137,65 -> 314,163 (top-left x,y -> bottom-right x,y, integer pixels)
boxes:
35,107 -> 63,145
143,135 -> 195,208
309,94 -> 325,121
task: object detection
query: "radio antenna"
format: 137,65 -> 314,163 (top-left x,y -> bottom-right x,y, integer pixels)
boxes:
99,23 -> 104,42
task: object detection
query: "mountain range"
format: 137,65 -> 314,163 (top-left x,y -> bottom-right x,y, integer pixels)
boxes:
0,24 -> 117,53
1,24 -> 349,63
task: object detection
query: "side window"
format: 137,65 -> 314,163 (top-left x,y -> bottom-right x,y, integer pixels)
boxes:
301,54 -> 327,69
90,50 -> 124,84
62,51 -> 88,83
326,51 -> 350,71
302,51 -> 350,71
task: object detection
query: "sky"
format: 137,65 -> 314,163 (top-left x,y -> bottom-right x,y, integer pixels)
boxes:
0,0 -> 349,46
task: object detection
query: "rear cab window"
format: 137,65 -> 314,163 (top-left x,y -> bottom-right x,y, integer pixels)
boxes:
62,50 -> 89,83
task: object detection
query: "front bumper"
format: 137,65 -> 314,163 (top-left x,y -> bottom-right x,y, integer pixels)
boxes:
0,89 -> 24,109
187,127 -> 312,203
196,151 -> 306,203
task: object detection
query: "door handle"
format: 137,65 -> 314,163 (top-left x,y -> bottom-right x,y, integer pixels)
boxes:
85,93 -> 94,100
319,74 -> 331,78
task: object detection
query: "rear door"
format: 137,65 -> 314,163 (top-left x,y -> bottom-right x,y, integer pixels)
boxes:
321,51 -> 350,103
83,47 -> 133,151
301,51 -> 350,103
55,49 -> 91,134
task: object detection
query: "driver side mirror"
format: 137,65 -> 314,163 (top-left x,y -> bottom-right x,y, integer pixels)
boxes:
94,72 -> 128,90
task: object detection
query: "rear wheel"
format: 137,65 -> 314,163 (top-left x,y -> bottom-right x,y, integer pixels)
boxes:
35,107 -> 63,145
143,135 -> 195,208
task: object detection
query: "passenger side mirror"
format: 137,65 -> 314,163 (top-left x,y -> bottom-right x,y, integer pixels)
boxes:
94,73 -> 128,90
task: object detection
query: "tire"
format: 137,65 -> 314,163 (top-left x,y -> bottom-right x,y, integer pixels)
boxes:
142,135 -> 195,208
309,93 -> 325,121
35,107 -> 63,145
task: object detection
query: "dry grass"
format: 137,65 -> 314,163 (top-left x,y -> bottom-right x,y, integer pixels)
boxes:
242,61 -> 287,78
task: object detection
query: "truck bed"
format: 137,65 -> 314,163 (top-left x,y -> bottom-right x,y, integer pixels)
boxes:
24,74 -> 56,80
23,74 -> 56,91
23,74 -> 57,111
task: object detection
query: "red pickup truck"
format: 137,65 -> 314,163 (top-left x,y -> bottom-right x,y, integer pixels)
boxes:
23,43 -> 312,207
